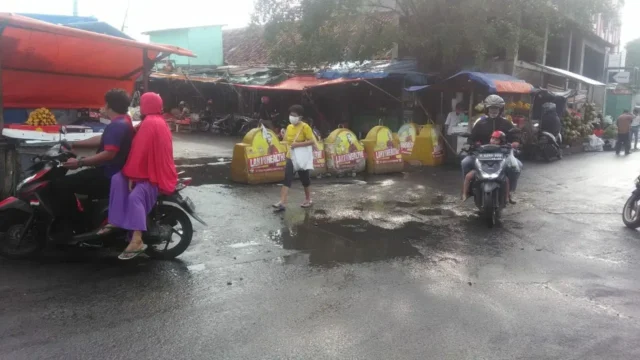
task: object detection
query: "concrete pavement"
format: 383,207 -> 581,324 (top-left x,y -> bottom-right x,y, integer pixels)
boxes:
1,151 -> 640,359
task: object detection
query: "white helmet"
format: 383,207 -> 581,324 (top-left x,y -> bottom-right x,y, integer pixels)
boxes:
484,95 -> 505,119
484,95 -> 505,109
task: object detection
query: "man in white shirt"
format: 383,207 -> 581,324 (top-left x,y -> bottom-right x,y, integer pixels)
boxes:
445,103 -> 464,135
632,108 -> 640,150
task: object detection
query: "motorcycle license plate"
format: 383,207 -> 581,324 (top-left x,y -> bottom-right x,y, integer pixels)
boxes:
478,153 -> 503,160
184,197 -> 196,211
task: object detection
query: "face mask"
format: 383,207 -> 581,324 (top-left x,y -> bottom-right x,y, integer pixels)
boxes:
488,108 -> 500,118
289,116 -> 300,124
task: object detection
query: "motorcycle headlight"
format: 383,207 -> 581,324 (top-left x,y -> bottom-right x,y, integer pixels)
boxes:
475,159 -> 501,180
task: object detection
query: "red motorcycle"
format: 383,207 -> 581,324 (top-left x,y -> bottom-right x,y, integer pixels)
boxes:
0,136 -> 205,260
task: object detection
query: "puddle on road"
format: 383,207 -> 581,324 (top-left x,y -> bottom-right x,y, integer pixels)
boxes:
176,161 -> 232,186
268,219 -> 426,266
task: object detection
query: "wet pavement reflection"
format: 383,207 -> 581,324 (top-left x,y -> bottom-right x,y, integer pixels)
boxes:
269,218 -> 424,266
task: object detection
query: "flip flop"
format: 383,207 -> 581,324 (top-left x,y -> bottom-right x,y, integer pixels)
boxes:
300,201 -> 313,208
118,244 -> 148,261
271,202 -> 283,209
273,204 -> 286,212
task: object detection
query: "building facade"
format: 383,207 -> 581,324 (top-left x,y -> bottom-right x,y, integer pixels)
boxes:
145,25 -> 224,67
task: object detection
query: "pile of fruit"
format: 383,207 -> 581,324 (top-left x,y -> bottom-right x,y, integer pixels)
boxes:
505,101 -> 531,116
26,108 -> 57,126
561,108 -> 593,144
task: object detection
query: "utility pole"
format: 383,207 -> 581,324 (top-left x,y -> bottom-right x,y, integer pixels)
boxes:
73,0 -> 78,16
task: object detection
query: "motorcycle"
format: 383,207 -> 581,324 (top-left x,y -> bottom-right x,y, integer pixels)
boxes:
205,113 -> 234,135
622,175 -> 640,229
534,123 -> 563,162
238,111 -> 280,137
0,135 -> 206,260
461,136 -> 520,228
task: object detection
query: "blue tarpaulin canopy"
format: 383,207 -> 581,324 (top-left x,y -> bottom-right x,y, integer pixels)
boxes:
317,59 -> 429,86
406,71 -> 533,94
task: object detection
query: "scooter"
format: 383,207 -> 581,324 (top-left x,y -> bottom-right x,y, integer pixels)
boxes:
209,114 -> 235,135
0,135 -> 206,260
460,134 -> 519,228
534,123 -> 563,162
622,175 -> 640,229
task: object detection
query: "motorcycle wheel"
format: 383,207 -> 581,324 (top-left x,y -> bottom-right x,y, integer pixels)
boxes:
622,193 -> 640,229
198,121 -> 211,133
145,205 -> 193,260
0,211 -> 43,259
483,192 -> 497,228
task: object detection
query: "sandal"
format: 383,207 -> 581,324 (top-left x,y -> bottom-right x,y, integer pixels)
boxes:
301,201 -> 313,208
273,204 -> 286,212
118,244 -> 148,260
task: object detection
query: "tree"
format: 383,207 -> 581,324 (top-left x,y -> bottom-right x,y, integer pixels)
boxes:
626,38 -> 640,69
253,0 -> 617,71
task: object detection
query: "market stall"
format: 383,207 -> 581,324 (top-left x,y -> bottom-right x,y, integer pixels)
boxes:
0,12 -> 195,142
407,71 -> 534,159
0,13 -> 194,196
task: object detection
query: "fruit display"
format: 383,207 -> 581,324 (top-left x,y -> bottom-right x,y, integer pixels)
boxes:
505,101 -> 531,116
561,108 -> 593,144
26,108 -> 57,126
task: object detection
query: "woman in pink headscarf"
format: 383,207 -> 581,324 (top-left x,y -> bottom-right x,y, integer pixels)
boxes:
100,92 -> 177,260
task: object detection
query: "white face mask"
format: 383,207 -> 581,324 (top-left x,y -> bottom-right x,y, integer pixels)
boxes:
289,115 -> 300,125
488,108 -> 500,119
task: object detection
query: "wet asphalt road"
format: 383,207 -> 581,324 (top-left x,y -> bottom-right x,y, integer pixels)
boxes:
2,151 -> 640,359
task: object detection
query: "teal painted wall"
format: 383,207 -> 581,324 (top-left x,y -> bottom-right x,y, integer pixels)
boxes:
149,26 -> 223,66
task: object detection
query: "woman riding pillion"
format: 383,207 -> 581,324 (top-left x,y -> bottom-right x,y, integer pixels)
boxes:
99,92 -> 178,260
461,95 -> 522,204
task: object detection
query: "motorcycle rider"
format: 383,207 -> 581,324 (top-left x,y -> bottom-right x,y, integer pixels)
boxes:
540,102 -> 562,145
462,131 -> 511,201
49,88 -> 135,241
461,94 -> 521,204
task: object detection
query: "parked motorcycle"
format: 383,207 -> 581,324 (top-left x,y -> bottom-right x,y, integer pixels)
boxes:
622,175 -> 640,229
237,112 -> 280,137
534,123 -> 563,162
0,135 -> 206,260
208,114 -> 234,134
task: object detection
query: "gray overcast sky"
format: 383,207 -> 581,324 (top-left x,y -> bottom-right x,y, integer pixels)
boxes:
1,0 -> 640,47
1,0 -> 254,40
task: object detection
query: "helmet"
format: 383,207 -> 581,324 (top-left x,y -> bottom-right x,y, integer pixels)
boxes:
484,95 -> 505,109
491,130 -> 506,143
542,102 -> 556,113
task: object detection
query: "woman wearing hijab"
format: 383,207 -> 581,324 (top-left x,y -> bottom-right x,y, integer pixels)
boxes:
100,92 -> 178,260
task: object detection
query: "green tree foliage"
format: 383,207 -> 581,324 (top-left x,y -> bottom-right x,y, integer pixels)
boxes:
253,0 -> 617,71
626,38 -> 640,69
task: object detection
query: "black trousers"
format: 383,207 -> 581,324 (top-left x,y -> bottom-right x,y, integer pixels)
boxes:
616,133 -> 631,154
49,167 -> 111,224
283,159 -> 310,188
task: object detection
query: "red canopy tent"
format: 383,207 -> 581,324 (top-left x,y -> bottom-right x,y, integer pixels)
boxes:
234,75 -> 360,91
0,12 -> 195,112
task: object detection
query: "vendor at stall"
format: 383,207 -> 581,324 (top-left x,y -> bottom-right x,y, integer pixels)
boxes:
445,103 -> 465,135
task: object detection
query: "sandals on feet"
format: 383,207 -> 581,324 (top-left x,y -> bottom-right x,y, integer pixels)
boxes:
300,201 -> 313,208
273,203 -> 286,212
118,244 -> 148,260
